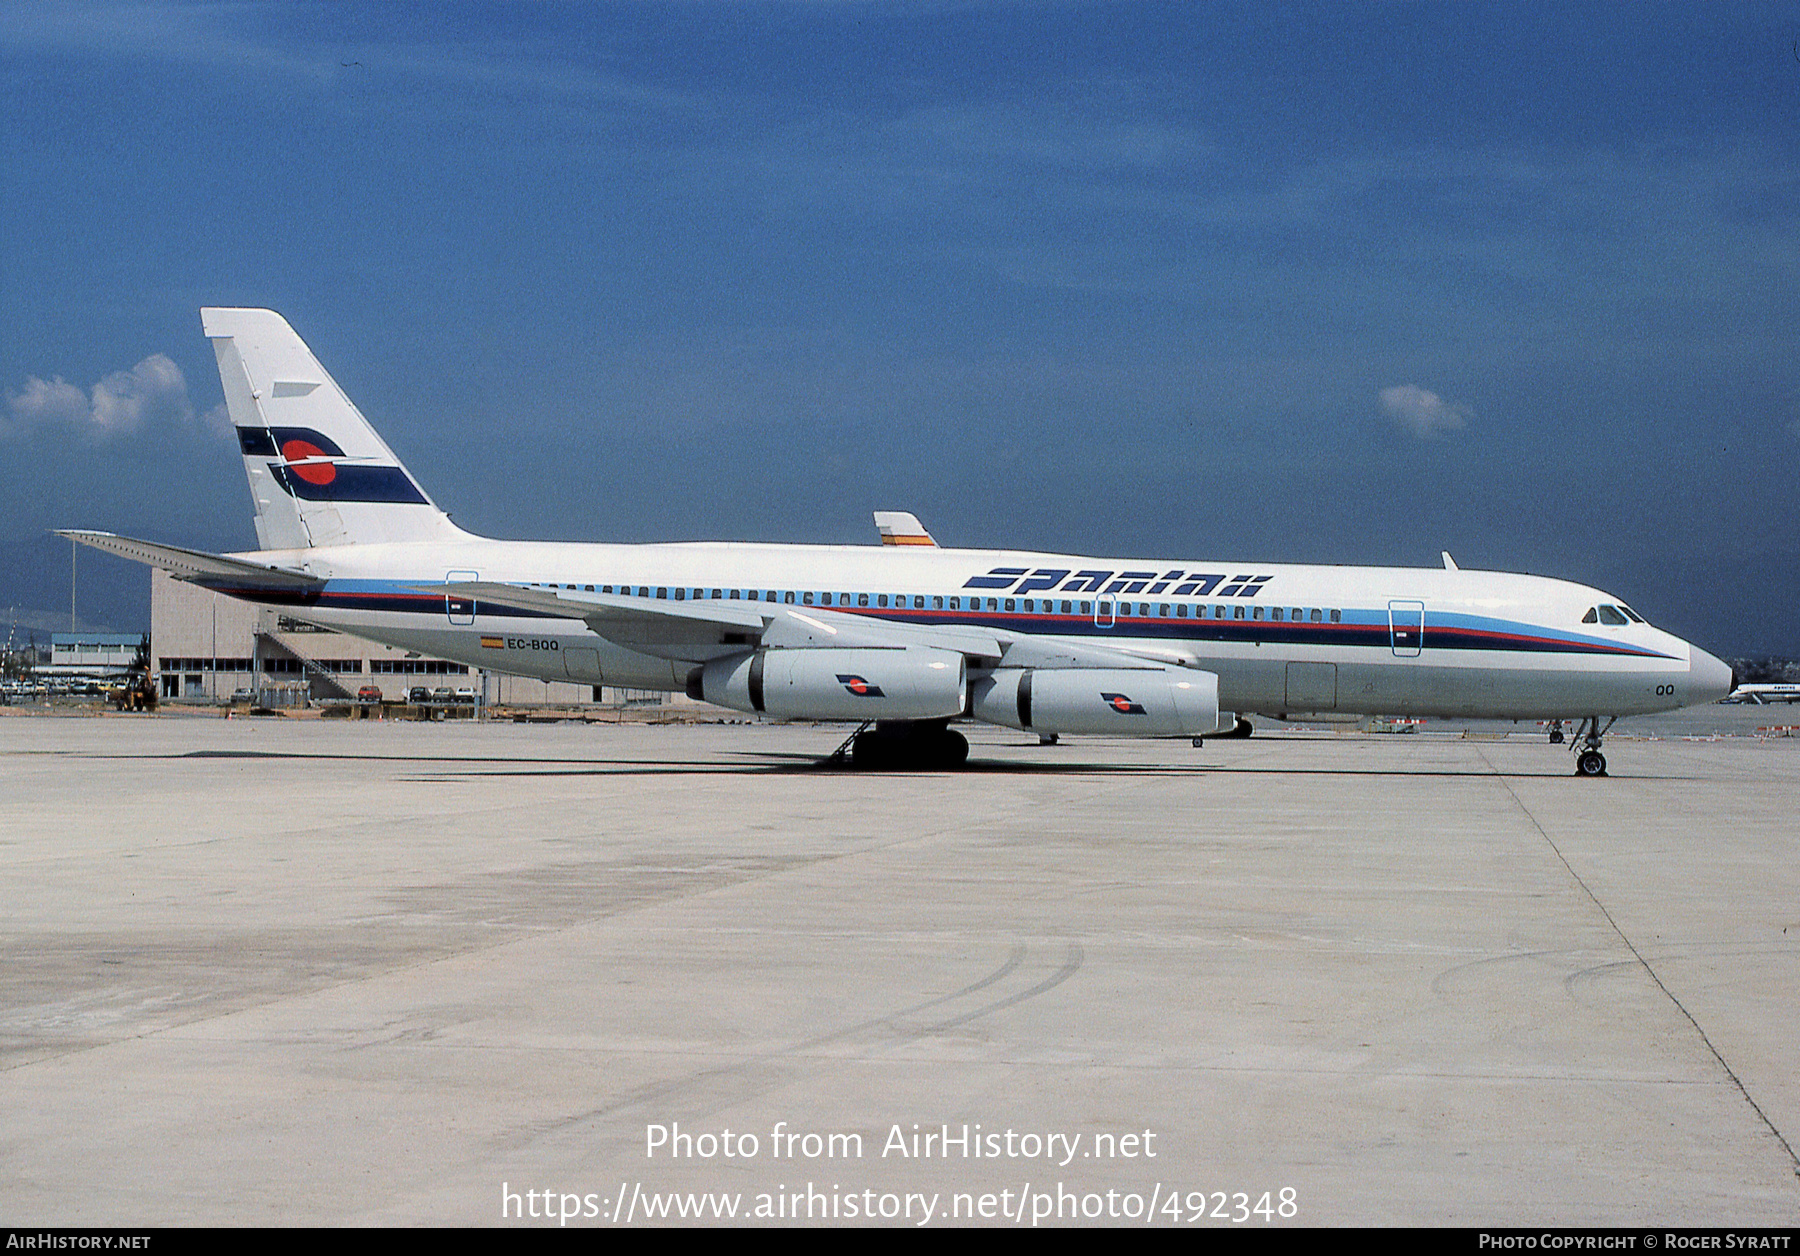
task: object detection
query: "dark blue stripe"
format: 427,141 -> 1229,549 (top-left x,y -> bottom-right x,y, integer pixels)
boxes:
211,578 -> 1672,658
269,464 -> 430,505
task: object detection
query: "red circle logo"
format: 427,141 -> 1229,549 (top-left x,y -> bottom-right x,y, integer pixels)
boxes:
280,439 -> 336,485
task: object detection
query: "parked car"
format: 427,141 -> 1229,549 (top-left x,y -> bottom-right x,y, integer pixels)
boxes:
229,688 -> 255,705
357,685 -> 382,702
453,687 -> 477,704
408,686 -> 431,704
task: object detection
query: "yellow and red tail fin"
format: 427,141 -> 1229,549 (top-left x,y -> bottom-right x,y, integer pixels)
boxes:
872,511 -> 936,547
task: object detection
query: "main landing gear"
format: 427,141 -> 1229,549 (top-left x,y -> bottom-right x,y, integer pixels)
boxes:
1569,716 -> 1615,777
835,720 -> 970,771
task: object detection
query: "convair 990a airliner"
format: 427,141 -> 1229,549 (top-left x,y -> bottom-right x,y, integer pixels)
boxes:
65,308 -> 1733,773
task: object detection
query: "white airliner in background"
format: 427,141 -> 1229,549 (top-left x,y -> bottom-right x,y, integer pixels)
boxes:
65,308 -> 1734,773
1722,684 -> 1800,705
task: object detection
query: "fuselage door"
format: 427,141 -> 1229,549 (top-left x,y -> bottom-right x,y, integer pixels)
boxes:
1285,661 -> 1339,711
1094,598 -> 1116,629
1389,599 -> 1424,657
446,570 -> 478,626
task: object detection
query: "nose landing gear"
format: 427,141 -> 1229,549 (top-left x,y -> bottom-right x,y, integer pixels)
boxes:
1569,716 -> 1615,777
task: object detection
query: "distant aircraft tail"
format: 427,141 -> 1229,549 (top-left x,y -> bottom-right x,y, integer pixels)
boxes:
201,308 -> 468,550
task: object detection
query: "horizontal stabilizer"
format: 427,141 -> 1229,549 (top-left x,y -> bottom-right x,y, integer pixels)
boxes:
56,530 -> 322,588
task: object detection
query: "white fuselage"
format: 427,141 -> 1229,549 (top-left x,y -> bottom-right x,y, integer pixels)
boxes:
229,535 -> 1732,721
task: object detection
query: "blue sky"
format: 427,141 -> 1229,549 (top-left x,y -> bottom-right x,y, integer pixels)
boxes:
2,1 -> 1797,653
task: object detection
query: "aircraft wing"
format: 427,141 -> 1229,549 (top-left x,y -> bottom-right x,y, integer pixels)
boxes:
437,581 -> 1009,665
56,530 -> 322,590
437,581 -> 1196,674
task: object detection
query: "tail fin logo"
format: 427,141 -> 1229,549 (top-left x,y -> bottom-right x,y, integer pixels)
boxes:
836,675 -> 885,697
1102,692 -> 1147,715
238,425 -> 430,506
280,438 -> 337,485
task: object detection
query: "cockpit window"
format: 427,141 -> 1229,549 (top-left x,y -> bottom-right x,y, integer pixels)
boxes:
1582,607 -> 1599,624
1619,605 -> 1645,623
1597,605 -> 1629,626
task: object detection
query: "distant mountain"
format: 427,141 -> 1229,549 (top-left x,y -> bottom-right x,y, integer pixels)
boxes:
2,607 -> 126,636
0,532 -> 147,635
1725,657 -> 1800,686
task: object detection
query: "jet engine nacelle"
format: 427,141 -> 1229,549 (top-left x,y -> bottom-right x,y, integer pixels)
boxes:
970,667 -> 1229,737
694,647 -> 967,721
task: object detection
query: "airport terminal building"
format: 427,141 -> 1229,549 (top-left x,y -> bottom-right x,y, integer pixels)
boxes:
46,633 -> 144,681
149,570 -> 674,709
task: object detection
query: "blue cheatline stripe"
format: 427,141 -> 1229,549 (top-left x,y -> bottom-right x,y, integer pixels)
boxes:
269,464 -> 430,505
202,577 -> 1676,659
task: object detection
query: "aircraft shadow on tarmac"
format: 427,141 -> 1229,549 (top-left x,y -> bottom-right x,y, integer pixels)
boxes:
132,746 -> 1707,780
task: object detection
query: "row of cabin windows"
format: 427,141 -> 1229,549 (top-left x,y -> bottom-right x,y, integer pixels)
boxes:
525,582 -> 1344,624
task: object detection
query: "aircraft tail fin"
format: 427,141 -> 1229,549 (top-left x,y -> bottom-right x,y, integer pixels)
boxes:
201,308 -> 467,550
874,511 -> 937,547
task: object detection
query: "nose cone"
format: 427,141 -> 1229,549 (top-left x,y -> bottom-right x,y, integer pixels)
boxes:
1688,646 -> 1734,706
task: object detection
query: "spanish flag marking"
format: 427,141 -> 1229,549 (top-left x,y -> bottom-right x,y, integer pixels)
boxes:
481,636 -> 504,649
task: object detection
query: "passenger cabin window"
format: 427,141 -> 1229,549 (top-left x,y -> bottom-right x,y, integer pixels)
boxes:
1310,608 -> 1321,622
1271,607 -> 1284,621
1330,609 -> 1341,623
934,596 -> 944,609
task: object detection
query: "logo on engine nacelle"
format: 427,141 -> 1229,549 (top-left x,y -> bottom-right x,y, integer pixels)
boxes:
1101,692 -> 1147,715
836,675 -> 886,697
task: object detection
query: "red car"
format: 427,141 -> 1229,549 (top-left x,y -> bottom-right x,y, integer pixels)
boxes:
357,685 -> 383,702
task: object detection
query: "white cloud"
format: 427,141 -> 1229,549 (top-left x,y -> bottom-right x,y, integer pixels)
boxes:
5,353 -> 220,443
1379,384 -> 1471,439
3,375 -> 90,433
